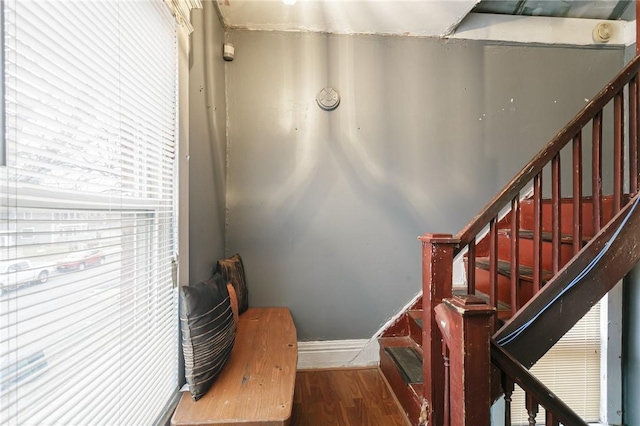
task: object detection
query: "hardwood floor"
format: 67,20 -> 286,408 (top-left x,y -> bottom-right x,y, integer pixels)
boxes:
291,368 -> 410,426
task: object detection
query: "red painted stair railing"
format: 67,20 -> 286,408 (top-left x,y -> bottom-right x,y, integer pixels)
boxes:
421,54 -> 640,425
434,296 -> 588,426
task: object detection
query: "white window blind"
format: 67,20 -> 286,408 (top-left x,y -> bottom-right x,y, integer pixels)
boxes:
508,302 -> 601,424
0,1 -> 179,425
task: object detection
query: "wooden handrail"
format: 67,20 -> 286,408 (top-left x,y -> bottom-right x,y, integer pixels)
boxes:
455,55 -> 640,252
422,52 -> 640,425
491,341 -> 587,426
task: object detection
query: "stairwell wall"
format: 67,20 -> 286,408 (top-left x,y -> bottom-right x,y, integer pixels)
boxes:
223,31 -> 623,340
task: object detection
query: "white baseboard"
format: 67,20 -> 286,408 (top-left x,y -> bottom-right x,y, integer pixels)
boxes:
297,290 -> 427,370
297,339 -> 379,370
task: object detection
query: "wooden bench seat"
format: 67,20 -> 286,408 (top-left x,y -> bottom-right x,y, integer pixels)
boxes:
171,308 -> 297,426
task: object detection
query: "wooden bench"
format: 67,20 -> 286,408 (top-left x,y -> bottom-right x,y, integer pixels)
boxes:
171,308 -> 298,426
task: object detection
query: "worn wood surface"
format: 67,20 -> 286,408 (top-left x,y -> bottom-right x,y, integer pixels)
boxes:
510,197 -> 520,314
291,368 -> 410,426
418,233 -> 458,426
551,153 -> 562,274
435,296 -> 495,426
475,258 -> 552,284
630,76 -> 639,195
615,91 -> 625,214
378,337 -> 423,425
381,312 -> 410,338
407,310 -> 423,344
572,132 -> 584,256
496,194 -> 640,368
466,197 -> 615,324
172,308 -> 297,426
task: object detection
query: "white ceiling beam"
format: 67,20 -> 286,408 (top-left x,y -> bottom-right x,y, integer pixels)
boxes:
450,13 -> 631,47
216,0 -> 478,37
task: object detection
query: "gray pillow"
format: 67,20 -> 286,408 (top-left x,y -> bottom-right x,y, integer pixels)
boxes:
180,273 -> 236,401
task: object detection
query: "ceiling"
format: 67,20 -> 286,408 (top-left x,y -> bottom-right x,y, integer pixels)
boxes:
215,0 -> 479,37
215,0 -> 635,38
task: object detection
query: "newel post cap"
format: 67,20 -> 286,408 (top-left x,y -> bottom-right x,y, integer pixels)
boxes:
444,294 -> 497,317
418,233 -> 461,244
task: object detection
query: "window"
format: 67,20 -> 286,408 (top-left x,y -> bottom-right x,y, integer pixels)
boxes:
0,1 -> 179,424
18,227 -> 32,240
508,302 -> 601,424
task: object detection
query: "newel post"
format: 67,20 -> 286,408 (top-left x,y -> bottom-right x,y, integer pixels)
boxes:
419,233 -> 459,426
435,295 -> 496,426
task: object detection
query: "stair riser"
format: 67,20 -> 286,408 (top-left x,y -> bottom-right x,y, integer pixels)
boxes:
408,312 -> 422,347
520,197 -> 615,237
474,234 -> 576,273
472,267 -> 534,308
502,235 -> 575,271
379,347 -> 422,425
410,297 -> 422,310
381,314 -> 410,338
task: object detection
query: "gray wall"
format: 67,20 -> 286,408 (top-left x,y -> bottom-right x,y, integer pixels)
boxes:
188,3 -> 227,284
224,30 -> 624,340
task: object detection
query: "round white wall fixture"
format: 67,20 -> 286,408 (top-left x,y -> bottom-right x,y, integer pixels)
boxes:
316,87 -> 340,111
593,22 -> 613,43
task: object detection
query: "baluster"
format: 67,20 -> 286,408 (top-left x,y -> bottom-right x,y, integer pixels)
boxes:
629,76 -> 639,195
502,373 -> 514,426
489,217 -> 498,331
572,132 -> 583,255
614,91 -> 624,214
551,153 -> 561,274
468,238 -> 476,294
533,173 -> 542,292
546,410 -> 560,426
526,394 -> 539,426
510,196 -> 520,314
442,341 -> 450,426
592,111 -> 603,233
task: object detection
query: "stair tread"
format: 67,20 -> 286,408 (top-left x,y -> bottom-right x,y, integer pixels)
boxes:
475,257 -> 553,283
384,346 -> 423,385
500,228 -> 591,244
378,337 -> 423,424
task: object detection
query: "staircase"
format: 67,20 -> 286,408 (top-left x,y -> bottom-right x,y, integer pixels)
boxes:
379,55 -> 640,425
379,297 -> 425,423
